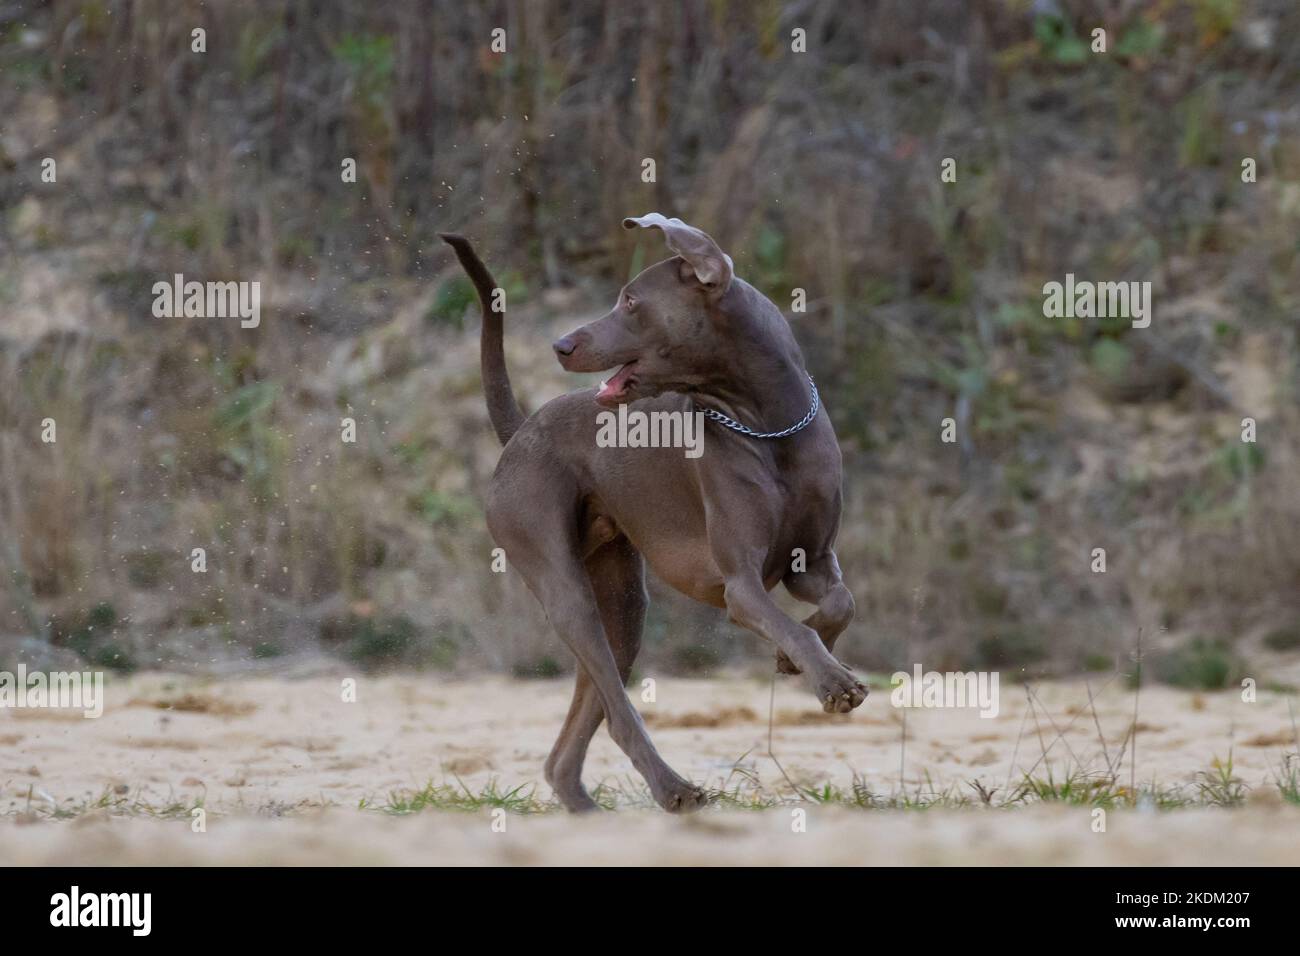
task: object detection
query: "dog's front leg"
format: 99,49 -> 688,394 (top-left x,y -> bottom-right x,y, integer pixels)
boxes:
723,574 -> 867,713
778,552 -> 856,674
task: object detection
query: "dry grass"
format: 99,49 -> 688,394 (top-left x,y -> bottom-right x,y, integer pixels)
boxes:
1,1 -> 1299,681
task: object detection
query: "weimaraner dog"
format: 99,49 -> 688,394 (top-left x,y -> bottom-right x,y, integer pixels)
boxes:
440,215 -> 865,813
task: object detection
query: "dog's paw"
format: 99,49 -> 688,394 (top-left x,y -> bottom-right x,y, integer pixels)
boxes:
656,779 -> 711,814
775,650 -> 802,675
557,791 -> 602,814
815,665 -> 868,714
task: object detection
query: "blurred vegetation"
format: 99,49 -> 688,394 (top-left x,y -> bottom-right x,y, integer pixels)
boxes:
0,1 -> 1297,683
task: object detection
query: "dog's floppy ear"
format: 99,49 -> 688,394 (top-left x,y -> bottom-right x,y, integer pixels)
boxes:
623,213 -> 734,295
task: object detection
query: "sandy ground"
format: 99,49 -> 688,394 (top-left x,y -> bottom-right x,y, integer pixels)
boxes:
2,670 -> 1298,865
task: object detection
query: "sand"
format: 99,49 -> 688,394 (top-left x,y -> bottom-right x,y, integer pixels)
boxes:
2,670 -> 1298,865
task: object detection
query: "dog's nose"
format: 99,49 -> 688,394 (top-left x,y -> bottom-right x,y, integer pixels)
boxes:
552,336 -> 577,357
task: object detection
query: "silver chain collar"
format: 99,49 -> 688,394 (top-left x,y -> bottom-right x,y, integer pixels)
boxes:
694,374 -> 820,439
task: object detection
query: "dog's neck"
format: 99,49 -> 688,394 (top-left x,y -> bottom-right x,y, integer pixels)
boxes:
696,284 -> 814,434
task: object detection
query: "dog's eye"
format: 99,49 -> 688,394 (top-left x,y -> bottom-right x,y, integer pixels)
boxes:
624,294 -> 637,311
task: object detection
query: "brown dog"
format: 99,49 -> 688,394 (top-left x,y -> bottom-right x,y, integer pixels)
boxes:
440,215 -> 865,813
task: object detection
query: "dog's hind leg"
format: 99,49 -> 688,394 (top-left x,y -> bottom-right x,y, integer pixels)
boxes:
777,552 -> 856,675
531,563 -> 702,812
490,480 -> 705,813
543,535 -> 646,812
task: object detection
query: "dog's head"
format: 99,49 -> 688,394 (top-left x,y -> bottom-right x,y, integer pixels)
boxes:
552,214 -> 736,407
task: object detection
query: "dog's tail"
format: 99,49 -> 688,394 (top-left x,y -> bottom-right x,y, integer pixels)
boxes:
438,233 -> 525,446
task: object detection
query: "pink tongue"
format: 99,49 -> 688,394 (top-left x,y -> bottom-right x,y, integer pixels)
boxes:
597,362 -> 636,400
